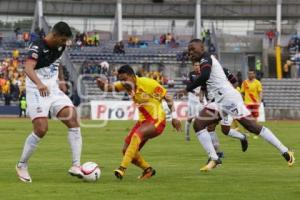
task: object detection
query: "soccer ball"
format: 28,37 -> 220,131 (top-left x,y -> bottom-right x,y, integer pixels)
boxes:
81,162 -> 101,182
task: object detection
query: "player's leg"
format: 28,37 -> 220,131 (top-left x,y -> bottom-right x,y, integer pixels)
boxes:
193,106 -> 221,171
16,91 -> 50,183
207,123 -> 223,157
185,118 -> 193,141
115,120 -> 165,179
121,142 -> 154,180
56,106 -> 83,178
238,117 -> 295,166
16,117 -> 48,183
220,114 -> 248,152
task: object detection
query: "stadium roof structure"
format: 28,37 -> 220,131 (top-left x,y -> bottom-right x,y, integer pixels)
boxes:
1,0 -> 300,19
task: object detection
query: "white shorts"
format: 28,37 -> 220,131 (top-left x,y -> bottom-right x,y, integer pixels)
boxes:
205,91 -> 251,126
26,89 -> 74,120
187,99 -> 205,119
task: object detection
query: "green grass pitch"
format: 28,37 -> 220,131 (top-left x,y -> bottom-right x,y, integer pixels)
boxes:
0,119 -> 299,200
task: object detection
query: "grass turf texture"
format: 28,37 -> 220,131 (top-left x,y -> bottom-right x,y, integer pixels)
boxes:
0,119 -> 299,200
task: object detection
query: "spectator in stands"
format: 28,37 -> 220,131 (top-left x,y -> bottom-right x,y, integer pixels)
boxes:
291,53 -> 300,77
23,32 -> 30,47
167,79 -> 174,88
159,34 -> 166,45
0,73 -> 6,99
113,41 -> 125,54
165,33 -> 172,44
283,60 -> 292,78
265,30 -> 276,47
240,70 -> 263,121
2,80 -> 11,105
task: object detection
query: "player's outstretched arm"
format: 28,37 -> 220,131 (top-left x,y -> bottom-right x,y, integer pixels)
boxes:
164,94 -> 182,132
96,78 -> 117,92
24,59 -> 49,97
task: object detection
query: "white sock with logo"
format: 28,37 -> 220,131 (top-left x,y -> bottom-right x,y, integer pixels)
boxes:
196,129 -> 219,160
228,129 -> 246,140
68,127 -> 82,166
209,131 -> 220,152
18,132 -> 41,168
259,127 -> 288,154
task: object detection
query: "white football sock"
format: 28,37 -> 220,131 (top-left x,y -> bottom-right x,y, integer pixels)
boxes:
185,121 -> 191,138
209,131 -> 220,152
196,129 -> 218,160
228,129 -> 246,140
68,127 -> 82,166
18,132 -> 41,168
259,127 -> 288,154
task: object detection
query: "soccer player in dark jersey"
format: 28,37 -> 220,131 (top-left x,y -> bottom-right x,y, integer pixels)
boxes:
16,22 -> 84,183
177,39 -> 295,171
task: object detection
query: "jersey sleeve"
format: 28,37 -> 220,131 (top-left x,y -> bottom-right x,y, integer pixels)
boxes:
257,81 -> 263,93
186,57 -> 212,92
27,42 -> 40,61
152,82 -> 167,100
223,68 -> 238,85
113,81 -> 124,92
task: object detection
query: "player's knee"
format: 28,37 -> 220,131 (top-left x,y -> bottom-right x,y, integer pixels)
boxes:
221,125 -> 230,135
207,124 -> 215,132
193,119 -> 205,132
34,126 -> 48,137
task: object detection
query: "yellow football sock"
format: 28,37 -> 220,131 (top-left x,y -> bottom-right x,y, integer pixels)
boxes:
121,134 -> 141,168
132,152 -> 151,170
232,120 -> 239,130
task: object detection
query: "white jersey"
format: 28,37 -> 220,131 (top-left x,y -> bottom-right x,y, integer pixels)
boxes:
202,54 -> 236,102
26,38 -> 65,92
26,58 -> 61,91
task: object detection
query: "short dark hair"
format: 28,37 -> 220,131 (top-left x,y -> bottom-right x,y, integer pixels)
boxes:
118,64 -> 135,76
189,38 -> 202,44
52,21 -> 72,38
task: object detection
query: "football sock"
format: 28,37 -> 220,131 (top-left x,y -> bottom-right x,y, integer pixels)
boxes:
232,120 -> 240,130
18,132 -> 41,168
228,129 -> 246,140
121,134 -> 141,168
209,131 -> 221,152
259,127 -> 288,154
68,127 -> 82,166
196,129 -> 219,160
185,121 -> 191,138
132,152 -> 151,170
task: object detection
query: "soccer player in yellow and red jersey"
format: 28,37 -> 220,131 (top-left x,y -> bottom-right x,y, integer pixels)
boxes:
96,65 -> 181,180
240,70 -> 263,120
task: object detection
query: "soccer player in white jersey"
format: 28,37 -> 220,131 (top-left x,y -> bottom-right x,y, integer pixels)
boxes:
16,22 -> 83,183
185,61 -> 206,141
186,61 -> 248,163
178,39 -> 295,171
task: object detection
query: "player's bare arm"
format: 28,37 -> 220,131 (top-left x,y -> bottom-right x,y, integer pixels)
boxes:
58,64 -> 68,93
24,59 -> 49,97
96,78 -> 118,92
164,94 -> 182,132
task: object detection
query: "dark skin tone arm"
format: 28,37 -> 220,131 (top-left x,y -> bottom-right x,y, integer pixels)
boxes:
24,59 -> 49,97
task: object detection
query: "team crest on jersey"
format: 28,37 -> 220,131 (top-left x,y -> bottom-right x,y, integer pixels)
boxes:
31,53 -> 38,59
58,47 -> 63,51
36,106 -> 43,113
200,58 -> 207,64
